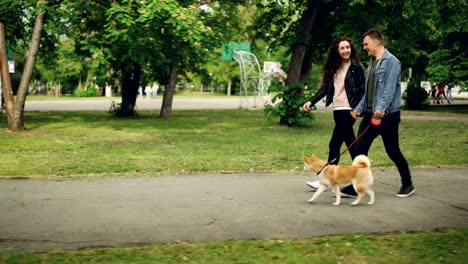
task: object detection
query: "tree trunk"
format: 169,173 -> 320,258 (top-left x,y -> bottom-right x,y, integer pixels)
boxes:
160,63 -> 180,118
285,0 -> 321,86
55,82 -> 61,96
286,45 -> 306,86
227,78 -> 232,96
300,44 -> 316,82
1,10 -> 46,131
412,55 -> 429,88
117,63 -> 140,117
78,74 -> 82,89
0,23 -> 15,119
280,0 -> 321,125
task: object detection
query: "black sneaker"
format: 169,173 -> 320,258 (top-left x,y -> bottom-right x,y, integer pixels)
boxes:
340,185 -> 358,198
396,185 -> 415,197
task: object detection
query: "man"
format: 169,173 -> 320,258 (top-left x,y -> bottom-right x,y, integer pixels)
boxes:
344,29 -> 415,197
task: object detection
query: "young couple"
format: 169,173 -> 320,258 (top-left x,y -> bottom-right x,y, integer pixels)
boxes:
302,29 -> 415,198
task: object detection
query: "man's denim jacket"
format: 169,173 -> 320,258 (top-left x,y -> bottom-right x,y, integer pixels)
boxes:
355,49 -> 402,115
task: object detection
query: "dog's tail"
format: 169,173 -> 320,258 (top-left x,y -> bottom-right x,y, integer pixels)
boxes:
352,155 -> 371,168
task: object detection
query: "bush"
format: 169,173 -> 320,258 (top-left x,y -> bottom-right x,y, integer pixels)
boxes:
74,86 -> 98,97
85,86 -> 98,97
403,82 -> 429,110
264,82 -> 313,127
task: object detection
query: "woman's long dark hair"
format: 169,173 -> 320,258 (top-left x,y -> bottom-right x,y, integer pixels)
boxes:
321,37 -> 360,89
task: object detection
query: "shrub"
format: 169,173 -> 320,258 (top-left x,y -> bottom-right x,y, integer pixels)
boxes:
74,85 -> 98,97
85,86 -> 98,97
403,81 -> 429,110
264,82 -> 313,127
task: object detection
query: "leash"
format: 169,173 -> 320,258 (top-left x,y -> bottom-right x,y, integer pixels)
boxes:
316,123 -> 372,175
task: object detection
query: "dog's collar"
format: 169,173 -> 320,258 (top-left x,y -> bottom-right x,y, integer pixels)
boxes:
316,162 -> 330,176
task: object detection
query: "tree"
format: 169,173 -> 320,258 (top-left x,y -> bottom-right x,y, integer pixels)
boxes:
332,0 -> 437,109
35,37 -> 84,95
195,3 -> 272,96
61,0 -> 141,116
257,0 -> 468,121
63,0 -> 244,118
333,0 -> 439,83
255,0 -> 336,126
104,0 -> 219,117
426,0 -> 468,88
0,0 -> 51,131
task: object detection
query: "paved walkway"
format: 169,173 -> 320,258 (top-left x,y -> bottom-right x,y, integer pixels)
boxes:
1,167 -> 468,252
23,96 -> 468,111
23,97 -> 255,111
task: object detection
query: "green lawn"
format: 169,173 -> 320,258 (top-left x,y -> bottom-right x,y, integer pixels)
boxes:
1,229 -> 466,263
0,109 -> 467,179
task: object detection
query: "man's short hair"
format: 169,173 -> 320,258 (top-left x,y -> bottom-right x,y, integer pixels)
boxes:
363,29 -> 384,44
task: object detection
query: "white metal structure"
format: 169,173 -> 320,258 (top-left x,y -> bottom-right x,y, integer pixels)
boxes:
262,61 -> 287,92
232,50 -> 264,108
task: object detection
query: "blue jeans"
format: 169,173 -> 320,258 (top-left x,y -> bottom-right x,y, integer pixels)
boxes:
356,111 -> 413,186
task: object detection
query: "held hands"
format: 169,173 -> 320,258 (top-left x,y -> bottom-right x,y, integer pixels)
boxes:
350,110 -> 385,119
350,110 -> 361,119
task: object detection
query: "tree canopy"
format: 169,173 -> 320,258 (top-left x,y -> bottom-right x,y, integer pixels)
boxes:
1,0 -> 466,130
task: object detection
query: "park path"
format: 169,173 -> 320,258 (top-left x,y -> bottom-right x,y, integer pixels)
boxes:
1,167 -> 468,253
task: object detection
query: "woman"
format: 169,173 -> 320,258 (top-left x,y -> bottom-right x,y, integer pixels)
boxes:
302,37 -> 365,190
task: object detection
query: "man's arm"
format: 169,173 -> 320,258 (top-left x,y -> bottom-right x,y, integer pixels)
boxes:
375,57 -> 401,115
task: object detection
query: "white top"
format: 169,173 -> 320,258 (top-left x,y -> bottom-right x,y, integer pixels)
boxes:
333,61 -> 351,110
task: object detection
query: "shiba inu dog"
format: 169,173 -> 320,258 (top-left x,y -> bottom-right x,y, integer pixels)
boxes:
303,155 -> 375,206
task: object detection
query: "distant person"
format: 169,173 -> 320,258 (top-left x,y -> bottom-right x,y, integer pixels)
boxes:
145,86 -> 152,99
138,86 -> 143,99
302,36 -> 365,190
436,83 -> 450,104
349,28 -> 415,198
446,84 -> 453,102
430,85 -> 439,104
152,84 -> 159,98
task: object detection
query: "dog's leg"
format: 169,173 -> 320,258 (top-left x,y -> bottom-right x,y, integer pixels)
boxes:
350,184 -> 364,206
367,188 -> 375,205
332,185 -> 341,206
308,185 -> 327,203
351,193 -> 364,206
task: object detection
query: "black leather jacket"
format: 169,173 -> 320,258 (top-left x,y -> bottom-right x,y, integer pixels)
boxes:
308,59 -> 365,109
